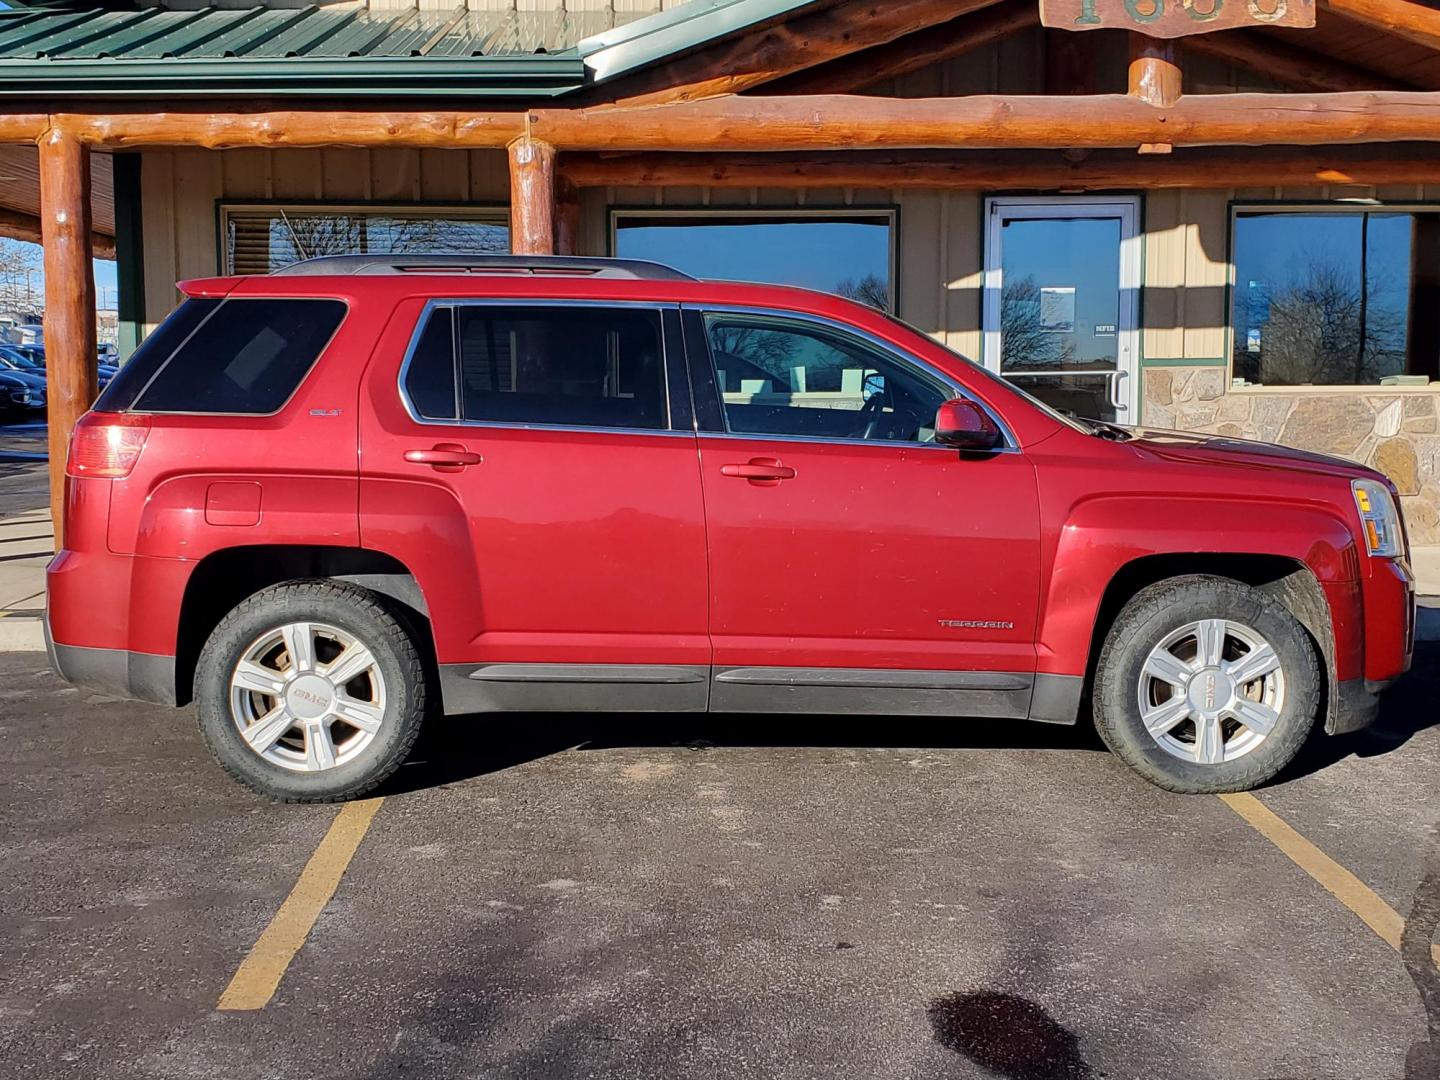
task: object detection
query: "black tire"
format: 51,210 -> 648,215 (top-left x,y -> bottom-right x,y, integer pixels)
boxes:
195,580 -> 427,803
1093,574 -> 1321,794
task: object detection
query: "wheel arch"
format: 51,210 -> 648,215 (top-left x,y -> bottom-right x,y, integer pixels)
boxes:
174,544 -> 435,707
1083,553 -> 1336,734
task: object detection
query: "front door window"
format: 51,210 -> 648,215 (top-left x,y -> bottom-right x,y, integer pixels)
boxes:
983,198 -> 1140,423
703,312 -> 948,443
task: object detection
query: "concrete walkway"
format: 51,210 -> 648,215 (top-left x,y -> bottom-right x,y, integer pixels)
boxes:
0,506 -> 49,650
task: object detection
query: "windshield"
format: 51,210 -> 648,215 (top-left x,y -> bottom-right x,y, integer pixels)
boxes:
878,312 -> 1097,434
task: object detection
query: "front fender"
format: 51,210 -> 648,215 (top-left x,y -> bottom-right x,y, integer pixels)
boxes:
1037,494 -> 1361,676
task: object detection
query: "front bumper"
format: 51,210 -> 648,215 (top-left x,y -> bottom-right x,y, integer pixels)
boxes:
45,612 -> 176,707
1329,676 -> 1394,735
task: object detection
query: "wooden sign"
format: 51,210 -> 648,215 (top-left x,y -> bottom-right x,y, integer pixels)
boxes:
1040,0 -> 1315,36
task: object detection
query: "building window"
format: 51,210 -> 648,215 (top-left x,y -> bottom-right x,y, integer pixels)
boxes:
611,209 -> 896,311
221,204 -> 508,275
1231,206 -> 1440,388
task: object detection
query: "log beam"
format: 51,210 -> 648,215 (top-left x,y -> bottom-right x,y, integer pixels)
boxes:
528,92 -> 1440,151
1182,29 -> 1410,93
595,0 -> 1004,106
38,128 -> 97,545
1320,0 -> 1440,54
0,206 -> 114,258
508,136 -> 555,256
48,109 -> 527,150
21,91 -> 1440,153
560,145 -> 1440,191
769,2 -> 1039,96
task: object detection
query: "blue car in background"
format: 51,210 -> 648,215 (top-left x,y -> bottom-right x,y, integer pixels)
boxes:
0,344 -> 117,392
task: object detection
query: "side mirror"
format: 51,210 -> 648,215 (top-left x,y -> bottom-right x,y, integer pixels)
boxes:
934,397 -> 1003,452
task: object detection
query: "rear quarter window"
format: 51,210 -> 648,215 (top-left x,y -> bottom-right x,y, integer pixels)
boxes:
101,298 -> 346,415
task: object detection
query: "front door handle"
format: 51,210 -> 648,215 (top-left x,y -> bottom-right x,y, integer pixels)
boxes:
719,457 -> 796,485
404,443 -> 483,472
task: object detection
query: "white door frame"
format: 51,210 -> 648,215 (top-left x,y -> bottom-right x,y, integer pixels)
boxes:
982,196 -> 1142,418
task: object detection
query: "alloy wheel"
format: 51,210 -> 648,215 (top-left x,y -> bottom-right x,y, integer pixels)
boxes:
228,621 -> 387,772
1135,618 -> 1285,765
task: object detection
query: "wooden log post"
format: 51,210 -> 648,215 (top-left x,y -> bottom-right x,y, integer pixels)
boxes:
554,176 -> 582,257
38,128 -> 98,545
1128,34 -> 1181,154
508,136 -> 556,256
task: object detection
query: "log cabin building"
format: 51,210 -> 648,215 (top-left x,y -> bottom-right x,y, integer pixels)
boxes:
4,0 -> 1440,540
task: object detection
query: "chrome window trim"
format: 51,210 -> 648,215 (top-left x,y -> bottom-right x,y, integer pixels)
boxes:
395,297 -> 687,437
690,303 -> 1021,453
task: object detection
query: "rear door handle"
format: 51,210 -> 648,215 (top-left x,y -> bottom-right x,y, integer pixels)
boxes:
404,443 -> 483,472
719,457 -> 796,484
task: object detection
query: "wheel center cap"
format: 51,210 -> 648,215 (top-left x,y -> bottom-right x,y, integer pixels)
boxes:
1186,666 -> 1234,714
286,674 -> 334,720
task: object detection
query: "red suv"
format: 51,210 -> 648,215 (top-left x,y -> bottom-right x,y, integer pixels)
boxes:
46,255 -> 1414,801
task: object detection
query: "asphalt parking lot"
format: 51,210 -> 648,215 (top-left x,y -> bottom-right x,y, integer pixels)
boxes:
1,644 -> 1437,1080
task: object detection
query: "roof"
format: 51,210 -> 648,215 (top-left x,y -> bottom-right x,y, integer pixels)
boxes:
0,0 -> 826,99
0,4 -> 614,98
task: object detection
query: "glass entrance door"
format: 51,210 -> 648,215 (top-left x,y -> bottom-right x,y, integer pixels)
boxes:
982,197 -> 1140,423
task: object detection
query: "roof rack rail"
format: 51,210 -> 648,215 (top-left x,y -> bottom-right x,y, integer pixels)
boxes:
271,254 -> 697,281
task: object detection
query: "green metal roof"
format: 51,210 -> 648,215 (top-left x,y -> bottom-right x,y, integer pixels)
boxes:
0,4 -> 633,98
0,0 -> 828,100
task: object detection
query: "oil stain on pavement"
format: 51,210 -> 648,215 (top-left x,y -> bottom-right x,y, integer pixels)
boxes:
927,990 -> 1094,1080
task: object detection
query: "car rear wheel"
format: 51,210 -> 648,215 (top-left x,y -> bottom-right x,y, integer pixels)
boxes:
195,580 -> 427,802
1093,575 -> 1321,793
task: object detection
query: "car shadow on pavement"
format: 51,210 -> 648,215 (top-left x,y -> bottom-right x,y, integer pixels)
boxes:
1273,642 -> 1440,786
387,644 -> 1439,797
383,711 -> 1107,797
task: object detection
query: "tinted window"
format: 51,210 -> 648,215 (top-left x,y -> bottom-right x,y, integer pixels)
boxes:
1232,210 -> 1440,387
404,307 -> 458,421
704,313 -> 946,442
131,298 -> 346,414
96,299 -> 220,411
455,306 -> 666,430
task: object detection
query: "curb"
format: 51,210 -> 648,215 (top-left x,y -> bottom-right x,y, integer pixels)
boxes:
0,618 -> 45,652
1417,600 -> 1440,645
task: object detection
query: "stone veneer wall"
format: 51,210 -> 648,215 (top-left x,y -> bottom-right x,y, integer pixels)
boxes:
1142,367 -> 1440,545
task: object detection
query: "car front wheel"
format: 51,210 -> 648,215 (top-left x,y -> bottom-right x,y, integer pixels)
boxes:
195,580 -> 427,802
1093,574 -> 1321,794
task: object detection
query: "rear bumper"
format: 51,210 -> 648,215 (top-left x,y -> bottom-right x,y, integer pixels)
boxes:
45,613 -> 176,706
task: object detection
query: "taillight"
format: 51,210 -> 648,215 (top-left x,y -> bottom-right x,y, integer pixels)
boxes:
67,412 -> 150,478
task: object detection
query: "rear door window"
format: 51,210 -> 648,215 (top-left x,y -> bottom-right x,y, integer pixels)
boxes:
459,306 -> 666,429
106,298 -> 346,415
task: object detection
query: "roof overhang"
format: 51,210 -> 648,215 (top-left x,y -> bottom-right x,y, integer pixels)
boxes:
0,55 -> 586,99
577,0 -> 822,82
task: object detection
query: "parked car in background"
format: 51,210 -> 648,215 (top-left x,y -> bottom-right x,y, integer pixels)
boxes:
47,255 -> 1413,803
0,344 -> 115,391
0,366 -> 45,419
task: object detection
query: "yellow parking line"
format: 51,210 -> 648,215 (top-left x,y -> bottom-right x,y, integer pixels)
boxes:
1219,792 -> 1439,966
217,797 -> 384,1011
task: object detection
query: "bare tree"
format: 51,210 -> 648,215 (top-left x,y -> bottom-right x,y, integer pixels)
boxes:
0,238 -> 42,314
1001,275 -> 1063,370
835,273 -> 891,312
1240,255 -> 1406,386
